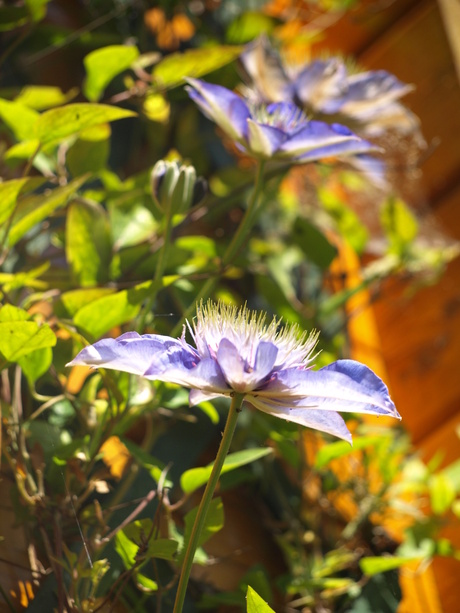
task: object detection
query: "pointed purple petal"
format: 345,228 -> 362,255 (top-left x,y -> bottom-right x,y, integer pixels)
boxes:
246,119 -> 286,157
260,360 -> 400,419
216,338 -> 245,388
254,341 -> 278,380
248,395 -> 352,443
66,333 -> 196,376
295,59 -> 347,113
144,356 -> 229,393
186,78 -> 250,140
189,388 -> 225,406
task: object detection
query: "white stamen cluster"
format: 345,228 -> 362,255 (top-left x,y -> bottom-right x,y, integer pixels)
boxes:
189,300 -> 318,370
252,103 -> 308,131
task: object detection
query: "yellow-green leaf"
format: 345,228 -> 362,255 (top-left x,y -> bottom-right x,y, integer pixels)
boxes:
246,586 -> 275,613
0,321 -> 56,363
8,175 -> 89,247
0,98 -> 39,140
34,103 -> 136,145
15,85 -> 78,110
153,45 -> 242,89
180,447 -> 273,494
84,45 -> 140,102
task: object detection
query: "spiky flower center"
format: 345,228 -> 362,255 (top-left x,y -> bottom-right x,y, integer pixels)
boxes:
189,300 -> 318,371
252,102 -> 308,132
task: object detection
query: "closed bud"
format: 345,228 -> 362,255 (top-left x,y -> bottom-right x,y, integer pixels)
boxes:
150,160 -> 199,215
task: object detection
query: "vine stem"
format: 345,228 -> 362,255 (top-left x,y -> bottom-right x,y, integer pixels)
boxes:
173,393 -> 244,613
137,206 -> 175,332
171,161 -> 266,337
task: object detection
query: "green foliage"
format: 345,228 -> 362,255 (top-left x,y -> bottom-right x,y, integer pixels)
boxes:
0,3 -> 457,612
180,447 -> 273,494
246,586 -> 275,613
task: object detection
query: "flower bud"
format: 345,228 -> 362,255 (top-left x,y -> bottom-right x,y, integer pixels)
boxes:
150,160 -> 200,215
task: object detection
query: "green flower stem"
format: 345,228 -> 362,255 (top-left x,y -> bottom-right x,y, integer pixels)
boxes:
171,161 -> 266,337
137,207 -> 175,332
173,393 -> 244,613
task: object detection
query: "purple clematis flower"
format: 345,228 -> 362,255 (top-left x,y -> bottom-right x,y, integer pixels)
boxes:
67,301 -> 400,443
185,78 -> 378,163
239,37 -> 420,139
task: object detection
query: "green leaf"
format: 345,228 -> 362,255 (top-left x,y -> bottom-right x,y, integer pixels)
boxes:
227,12 -> 274,44
0,304 -> 30,322
134,572 -> 158,592
153,45 -> 242,89
381,197 -> 418,255
25,0 -> 50,22
73,277 -> 176,339
315,436 -> 385,469
58,287 -> 116,318
180,447 -> 273,494
66,199 -> 112,287
291,217 -> 337,269
7,175 -> 89,247
84,45 -> 140,102
109,201 -> 157,250
360,556 -> 422,576
429,473 -> 456,515
0,177 -> 31,226
0,98 -> 39,141
246,586 -> 275,613
114,529 -> 138,568
34,103 -> 136,145
183,497 -> 224,555
67,124 -> 110,176
18,346 -> 53,385
0,321 -> 56,363
14,85 -> 78,110
319,187 -> 368,254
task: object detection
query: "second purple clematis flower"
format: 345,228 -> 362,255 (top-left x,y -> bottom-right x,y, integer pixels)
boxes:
67,301 -> 400,443
186,78 -> 378,163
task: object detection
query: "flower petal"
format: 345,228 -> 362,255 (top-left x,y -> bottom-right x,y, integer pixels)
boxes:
248,395 -> 352,443
216,338 -> 278,392
341,70 -> 414,117
246,119 -> 286,157
186,78 -> 250,141
144,356 -> 229,393
260,359 -> 400,419
66,332 -> 196,376
279,121 -> 360,158
189,388 -> 225,406
294,58 -> 347,113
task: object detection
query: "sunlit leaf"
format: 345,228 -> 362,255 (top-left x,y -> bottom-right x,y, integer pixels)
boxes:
315,436 -> 385,469
246,585 -> 275,613
7,175 -> 88,246
14,85 -> 78,110
18,346 -> 53,385
34,103 -> 136,145
360,555 -> 423,576
84,45 -> 140,102
0,98 -> 39,141
319,187 -> 368,254
143,93 -> 170,123
66,124 -> 111,176
58,287 -> 116,318
0,321 -> 56,363
0,177 -> 32,226
25,0 -> 51,22
180,447 -> 273,494
227,12 -> 274,44
381,197 -> 418,255
153,45 -> 242,89
66,199 -> 112,287
429,473 -> 456,515
72,282 -> 153,339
